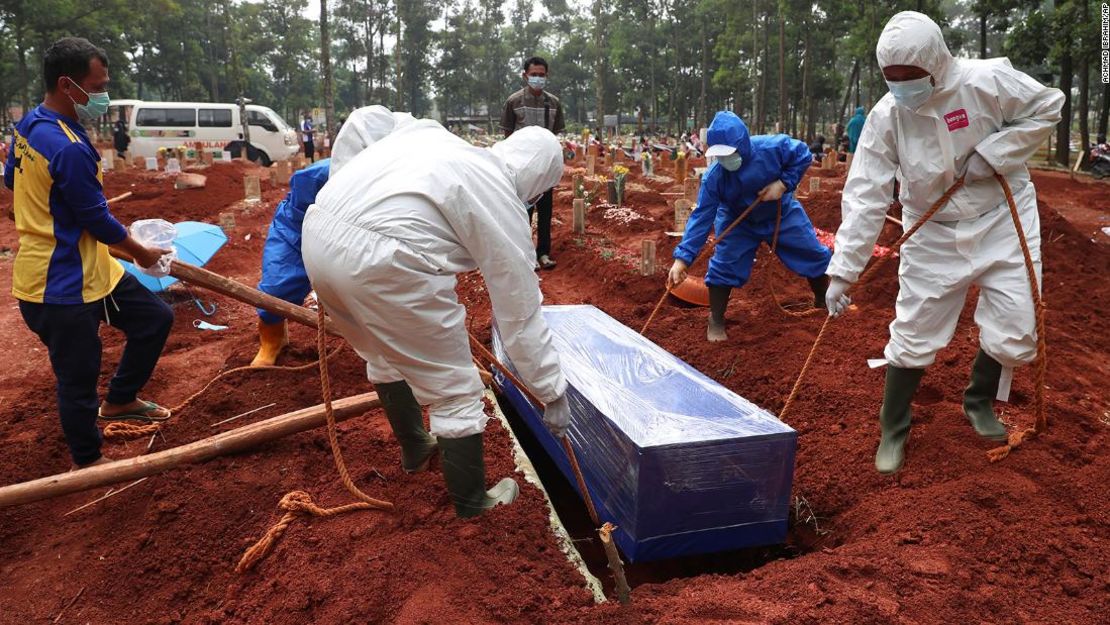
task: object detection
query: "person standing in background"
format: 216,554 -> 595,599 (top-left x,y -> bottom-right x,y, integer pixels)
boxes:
301,111 -> 315,162
500,56 -> 565,270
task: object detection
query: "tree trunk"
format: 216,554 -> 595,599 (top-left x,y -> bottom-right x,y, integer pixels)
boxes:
750,0 -> 759,126
979,12 -> 988,59
800,26 -> 809,141
1077,0 -> 1090,159
1098,80 -> 1109,141
839,59 -> 859,130
593,0 -> 606,137
698,19 -> 708,130
777,6 -> 786,132
15,21 -> 31,113
1055,0 -> 1073,167
395,8 -> 403,110
364,8 -> 374,105
757,14 -> 769,133
320,0 -> 336,144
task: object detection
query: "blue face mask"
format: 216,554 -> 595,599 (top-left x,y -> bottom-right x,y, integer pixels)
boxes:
68,78 -> 110,121
717,153 -> 742,171
886,76 -> 933,111
527,75 -> 547,90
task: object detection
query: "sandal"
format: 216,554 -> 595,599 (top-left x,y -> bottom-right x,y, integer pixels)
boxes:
98,400 -> 173,423
537,255 -> 557,270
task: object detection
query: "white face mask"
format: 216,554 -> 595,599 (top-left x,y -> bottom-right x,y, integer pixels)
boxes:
527,75 -> 546,90
717,153 -> 742,171
886,76 -> 934,110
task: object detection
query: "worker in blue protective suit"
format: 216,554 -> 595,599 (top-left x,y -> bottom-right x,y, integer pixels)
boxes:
252,105 -> 414,366
667,111 -> 832,342
251,158 -> 330,366
846,106 -> 866,154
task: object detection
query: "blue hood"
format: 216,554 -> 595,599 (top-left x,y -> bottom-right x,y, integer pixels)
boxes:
706,111 -> 753,162
853,106 -> 865,117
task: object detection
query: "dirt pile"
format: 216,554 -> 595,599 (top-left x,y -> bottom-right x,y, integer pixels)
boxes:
0,158 -> 1106,624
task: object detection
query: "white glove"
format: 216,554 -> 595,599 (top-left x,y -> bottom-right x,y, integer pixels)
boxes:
826,276 -> 853,317
667,259 -> 688,290
962,152 -> 996,182
543,393 -> 571,437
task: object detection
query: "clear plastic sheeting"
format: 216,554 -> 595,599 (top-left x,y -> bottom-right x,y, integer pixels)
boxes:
491,305 -> 797,562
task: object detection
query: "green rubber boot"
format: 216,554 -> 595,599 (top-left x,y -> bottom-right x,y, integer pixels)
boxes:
707,285 -> 732,343
376,380 -> 437,473
875,366 -> 925,474
962,349 -> 1009,441
438,433 -> 520,518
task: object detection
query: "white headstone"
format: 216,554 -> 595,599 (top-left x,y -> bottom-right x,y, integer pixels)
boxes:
144,157 -> 158,171
220,151 -> 232,162
165,158 -> 181,174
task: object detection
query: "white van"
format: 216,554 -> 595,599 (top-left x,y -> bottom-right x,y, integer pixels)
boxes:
124,101 -> 300,165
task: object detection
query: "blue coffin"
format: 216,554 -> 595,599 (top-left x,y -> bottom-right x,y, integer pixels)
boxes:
491,305 -> 797,562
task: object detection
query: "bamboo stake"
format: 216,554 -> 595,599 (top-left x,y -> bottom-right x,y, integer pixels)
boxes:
106,191 -> 133,204
599,522 -> 632,605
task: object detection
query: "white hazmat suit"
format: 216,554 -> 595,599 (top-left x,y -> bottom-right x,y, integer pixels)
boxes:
302,123 -> 568,439
829,11 -> 1062,374
329,106 -> 416,176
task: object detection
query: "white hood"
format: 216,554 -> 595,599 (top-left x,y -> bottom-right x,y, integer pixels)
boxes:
330,106 -> 415,176
489,127 -> 563,202
876,11 -> 954,90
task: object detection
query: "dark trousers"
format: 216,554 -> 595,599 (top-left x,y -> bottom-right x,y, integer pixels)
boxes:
304,140 -> 315,162
19,273 -> 174,465
527,188 -> 554,258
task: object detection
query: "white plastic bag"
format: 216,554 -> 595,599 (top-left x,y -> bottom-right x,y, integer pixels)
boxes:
130,219 -> 178,277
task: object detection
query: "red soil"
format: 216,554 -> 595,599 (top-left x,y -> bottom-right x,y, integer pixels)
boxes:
0,156 -> 1106,624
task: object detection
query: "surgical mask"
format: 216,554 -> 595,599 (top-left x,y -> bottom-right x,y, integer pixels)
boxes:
67,78 -> 110,121
886,76 -> 933,111
717,153 -> 742,171
527,76 -> 546,90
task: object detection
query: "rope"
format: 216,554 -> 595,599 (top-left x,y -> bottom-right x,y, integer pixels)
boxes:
779,178 -> 965,422
640,192 -> 769,335
986,173 -> 1048,462
766,198 -> 824,318
236,304 -> 394,573
102,421 -> 161,441
466,331 -> 602,525
102,339 -> 343,446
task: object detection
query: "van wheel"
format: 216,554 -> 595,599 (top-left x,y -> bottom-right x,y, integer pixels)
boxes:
255,151 -> 272,167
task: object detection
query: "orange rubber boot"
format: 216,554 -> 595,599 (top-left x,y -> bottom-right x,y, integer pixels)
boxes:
251,319 -> 289,367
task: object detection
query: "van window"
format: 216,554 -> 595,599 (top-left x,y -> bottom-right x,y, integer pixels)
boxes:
247,110 -> 278,132
198,108 -> 232,127
136,108 -> 197,127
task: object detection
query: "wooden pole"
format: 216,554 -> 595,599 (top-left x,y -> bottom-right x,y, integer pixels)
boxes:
674,199 -> 693,232
573,199 -> 587,234
640,239 -> 656,276
110,251 -> 338,335
809,177 -> 820,193
599,522 -> 632,605
0,392 -> 381,507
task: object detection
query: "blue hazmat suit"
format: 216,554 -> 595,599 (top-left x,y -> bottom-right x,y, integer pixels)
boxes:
846,106 -> 866,153
674,112 -> 831,289
256,158 -> 330,323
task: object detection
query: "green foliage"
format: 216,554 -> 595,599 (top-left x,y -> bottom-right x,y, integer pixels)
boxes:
0,0 -> 1093,137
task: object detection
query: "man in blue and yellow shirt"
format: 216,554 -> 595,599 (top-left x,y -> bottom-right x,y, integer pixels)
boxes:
4,37 -> 174,469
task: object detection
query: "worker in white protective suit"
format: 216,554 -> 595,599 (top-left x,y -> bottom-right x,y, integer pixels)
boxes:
302,124 -> 571,518
825,11 -> 1063,474
251,105 -> 413,367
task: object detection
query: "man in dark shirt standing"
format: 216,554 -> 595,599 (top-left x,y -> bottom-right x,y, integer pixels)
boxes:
500,56 -> 565,270
301,112 -> 315,162
4,37 -> 174,469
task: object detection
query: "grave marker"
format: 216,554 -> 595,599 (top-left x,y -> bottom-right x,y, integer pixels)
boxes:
640,240 -> 656,276
244,175 -> 262,202
572,199 -> 586,234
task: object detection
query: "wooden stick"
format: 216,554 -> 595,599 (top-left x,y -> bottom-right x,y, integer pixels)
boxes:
106,191 -> 133,204
109,250 -> 338,334
884,213 -> 903,227
63,477 -> 149,517
52,586 -> 85,624
599,522 -> 632,605
0,392 -> 380,507
210,402 -> 277,427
